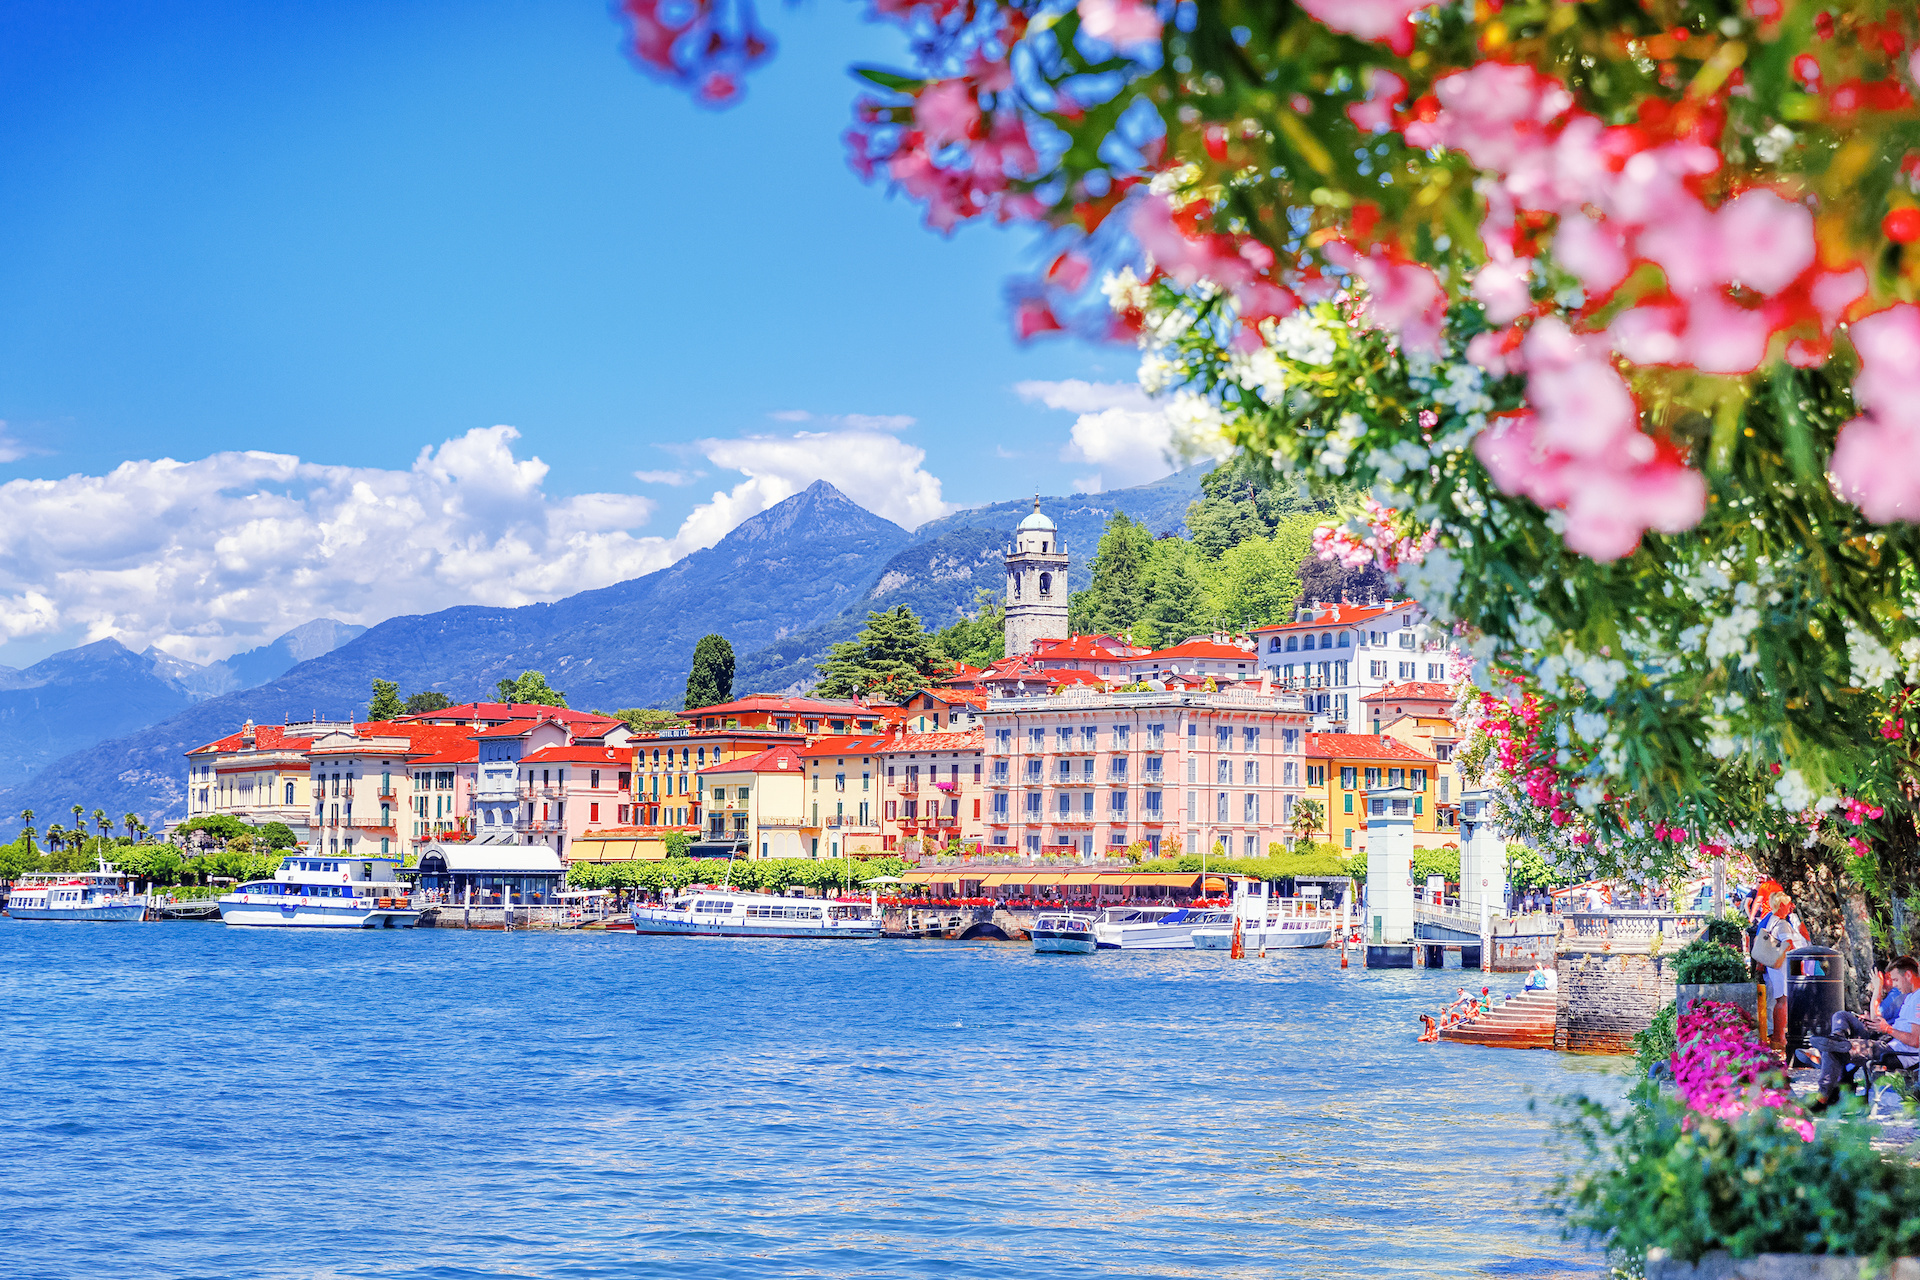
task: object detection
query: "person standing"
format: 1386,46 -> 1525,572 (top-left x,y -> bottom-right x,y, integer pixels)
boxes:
1755,890 -> 1808,1055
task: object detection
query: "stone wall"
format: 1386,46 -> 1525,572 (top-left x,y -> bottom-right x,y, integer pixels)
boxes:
1555,948 -> 1676,1054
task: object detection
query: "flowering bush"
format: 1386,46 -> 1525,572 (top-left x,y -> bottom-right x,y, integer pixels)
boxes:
1672,1001 -> 1808,1137
617,3 -> 1920,898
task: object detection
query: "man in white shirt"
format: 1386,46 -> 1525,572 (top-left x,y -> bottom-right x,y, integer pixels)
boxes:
1816,956 -> 1920,1108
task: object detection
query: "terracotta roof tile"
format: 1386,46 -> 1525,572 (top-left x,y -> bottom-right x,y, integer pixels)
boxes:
1361,681 -> 1456,703
1305,732 -> 1436,762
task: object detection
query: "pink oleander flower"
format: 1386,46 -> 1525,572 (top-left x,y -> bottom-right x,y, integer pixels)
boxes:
1077,0 -> 1162,47
1345,68 -> 1408,135
914,80 -> 980,150
1325,242 -> 1447,355
1831,303 -> 1920,523
1298,0 -> 1431,55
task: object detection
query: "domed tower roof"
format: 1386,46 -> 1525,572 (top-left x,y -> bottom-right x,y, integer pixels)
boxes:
1017,498 -> 1056,532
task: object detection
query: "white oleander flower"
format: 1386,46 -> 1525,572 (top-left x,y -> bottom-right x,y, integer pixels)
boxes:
1226,347 -> 1287,403
1138,351 -> 1179,394
1771,767 -> 1816,813
1267,310 -> 1337,366
1846,624 -> 1901,688
1100,267 -> 1148,313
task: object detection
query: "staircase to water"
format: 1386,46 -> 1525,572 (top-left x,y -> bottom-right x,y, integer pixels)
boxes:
1437,990 -> 1557,1050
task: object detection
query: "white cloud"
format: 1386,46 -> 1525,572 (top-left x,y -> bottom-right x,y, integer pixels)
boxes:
0,422 -> 952,664
1017,378 -> 1231,492
695,426 -> 953,534
0,421 -> 34,464
632,469 -> 702,486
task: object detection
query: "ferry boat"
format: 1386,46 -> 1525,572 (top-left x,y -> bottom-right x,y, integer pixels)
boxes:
1092,904 -> 1231,950
631,889 -> 881,939
1193,879 -> 1335,951
1030,912 -> 1097,954
4,858 -> 149,922
217,853 -> 420,929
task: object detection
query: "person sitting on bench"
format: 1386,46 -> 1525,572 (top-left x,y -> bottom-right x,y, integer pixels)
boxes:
1815,955 -> 1920,1109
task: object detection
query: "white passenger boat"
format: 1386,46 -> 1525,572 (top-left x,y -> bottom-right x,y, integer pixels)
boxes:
1193,879 -> 1335,951
4,859 -> 149,922
1092,904 -> 1231,950
217,853 -> 420,929
1031,912 -> 1096,954
631,889 -> 881,939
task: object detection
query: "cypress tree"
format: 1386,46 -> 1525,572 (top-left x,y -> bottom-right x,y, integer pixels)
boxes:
684,634 -> 736,710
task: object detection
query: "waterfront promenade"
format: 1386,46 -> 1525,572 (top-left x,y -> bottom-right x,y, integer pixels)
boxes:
1,921 -> 1628,1279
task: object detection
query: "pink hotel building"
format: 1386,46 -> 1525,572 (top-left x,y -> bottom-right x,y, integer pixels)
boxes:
982,687 -> 1311,858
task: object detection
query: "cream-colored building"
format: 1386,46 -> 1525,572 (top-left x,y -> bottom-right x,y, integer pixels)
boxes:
182,718 -> 352,845
696,743 -> 809,859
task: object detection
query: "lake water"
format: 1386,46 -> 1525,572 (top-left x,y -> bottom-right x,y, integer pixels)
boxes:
0,923 -> 1629,1279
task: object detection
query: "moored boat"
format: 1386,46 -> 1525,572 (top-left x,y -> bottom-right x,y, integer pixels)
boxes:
1031,912 -> 1096,954
1092,904 -> 1230,950
631,889 -> 881,939
218,853 -> 420,929
1192,879 -> 1335,951
4,859 -> 149,922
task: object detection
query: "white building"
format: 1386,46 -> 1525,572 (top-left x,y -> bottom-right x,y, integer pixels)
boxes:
1248,599 -> 1461,733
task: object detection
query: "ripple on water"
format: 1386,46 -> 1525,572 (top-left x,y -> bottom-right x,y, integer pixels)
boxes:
0,923 -> 1626,1279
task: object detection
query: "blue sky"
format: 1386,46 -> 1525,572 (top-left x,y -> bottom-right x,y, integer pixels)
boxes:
0,0 -> 1169,666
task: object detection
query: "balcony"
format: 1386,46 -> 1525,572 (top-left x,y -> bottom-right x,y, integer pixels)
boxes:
515,818 -> 562,833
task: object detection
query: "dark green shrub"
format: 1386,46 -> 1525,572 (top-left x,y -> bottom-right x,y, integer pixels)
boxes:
1550,1092 -> 1920,1267
1675,938 -> 1751,985
1631,1001 -> 1677,1080
1703,913 -> 1747,951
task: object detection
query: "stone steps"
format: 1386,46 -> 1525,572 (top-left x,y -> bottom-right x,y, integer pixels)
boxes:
1437,991 -> 1556,1050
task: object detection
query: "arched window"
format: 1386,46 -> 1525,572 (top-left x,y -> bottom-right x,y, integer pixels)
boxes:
284,782 -> 295,805
1011,573 -> 1022,599
1039,572 -> 1052,595
1041,541 -> 1049,553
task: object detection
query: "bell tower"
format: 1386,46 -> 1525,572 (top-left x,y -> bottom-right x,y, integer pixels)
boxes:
1004,498 -> 1070,656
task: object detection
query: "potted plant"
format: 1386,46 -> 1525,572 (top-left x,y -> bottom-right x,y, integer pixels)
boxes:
1673,916 -> 1758,1021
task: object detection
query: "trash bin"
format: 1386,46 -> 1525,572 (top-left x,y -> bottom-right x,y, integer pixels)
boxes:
1785,944 -> 1843,1059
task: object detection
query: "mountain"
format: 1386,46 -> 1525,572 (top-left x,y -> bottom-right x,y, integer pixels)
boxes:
0,640 -> 200,779
0,482 -> 908,826
220,619 -> 369,691
730,466 -> 1212,695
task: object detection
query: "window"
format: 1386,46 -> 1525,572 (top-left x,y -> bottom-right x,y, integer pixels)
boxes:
1026,759 -> 1043,781
1056,793 -> 1072,816
1398,662 -> 1416,679
1428,663 -> 1447,680
1057,727 -> 1074,748
1110,791 -> 1127,815
1344,828 -> 1353,848
972,762 -> 981,782
1112,725 -> 1130,748
1148,723 -> 1164,748
1187,722 -> 1197,740
1081,792 -> 1095,816
886,801 -> 898,820
1243,760 -> 1259,785
1306,765 -> 1325,786
1282,728 -> 1301,753
1399,631 -> 1416,649
1244,835 -> 1258,857
1364,767 -> 1380,789
1029,727 -> 1045,750
1439,776 -> 1450,802
1025,792 -> 1042,814
862,771 -> 871,791
1411,769 -> 1427,791
1339,632 -> 1351,648
1056,758 -> 1073,782
1215,726 -> 1231,748
1145,791 -> 1162,816
1216,759 -> 1230,784
1286,635 -> 1299,651
994,728 -> 1013,752
618,771 -> 631,791
1370,661 -> 1387,679
1187,790 -> 1197,820
1109,756 -> 1128,780
1242,727 -> 1260,750
1080,725 -> 1097,748
590,803 -> 600,822
1216,791 -> 1228,821
1282,761 -> 1297,786
1388,767 -> 1405,788
736,787 -> 750,801
1244,793 -> 1259,823
1268,637 -> 1283,652
1186,757 -> 1197,783
1434,742 -> 1454,763
1415,797 -> 1424,816
992,793 -> 1009,817
1345,793 -> 1354,813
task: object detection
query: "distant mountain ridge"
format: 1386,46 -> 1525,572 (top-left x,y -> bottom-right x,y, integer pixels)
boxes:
0,469 -> 1211,826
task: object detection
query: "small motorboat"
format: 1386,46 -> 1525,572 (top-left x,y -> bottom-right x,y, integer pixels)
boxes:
1193,878 -> 1335,951
1031,912 -> 1096,954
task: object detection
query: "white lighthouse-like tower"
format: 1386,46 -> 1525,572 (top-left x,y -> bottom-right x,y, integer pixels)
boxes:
1004,499 -> 1069,657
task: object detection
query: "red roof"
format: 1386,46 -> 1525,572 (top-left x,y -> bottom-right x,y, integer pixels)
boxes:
799,735 -> 894,760
469,718 -> 569,740
1305,733 -> 1435,762
879,727 -> 986,754
186,724 -> 317,757
522,744 -> 632,764
697,744 -> 808,775
678,695 -> 881,720
1138,640 -> 1258,661
1361,681 -> 1456,704
1250,600 -> 1418,635
1030,634 -> 1148,661
305,722 -> 482,763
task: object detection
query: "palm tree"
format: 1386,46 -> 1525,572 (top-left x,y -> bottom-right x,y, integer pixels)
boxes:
70,804 -> 83,849
1291,798 -> 1326,848
93,808 -> 108,843
45,823 -> 65,855
18,808 -> 34,855
123,812 -> 141,842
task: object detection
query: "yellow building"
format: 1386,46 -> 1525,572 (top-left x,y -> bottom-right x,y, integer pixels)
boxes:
695,743 -> 809,859
1302,732 -> 1448,855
